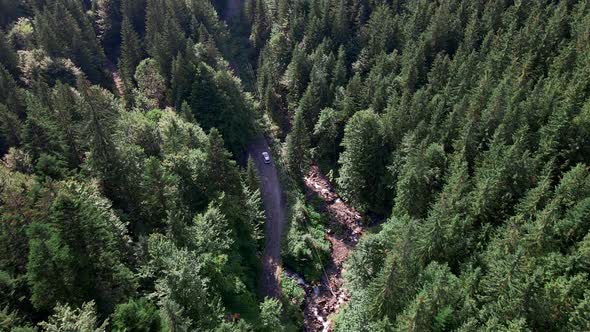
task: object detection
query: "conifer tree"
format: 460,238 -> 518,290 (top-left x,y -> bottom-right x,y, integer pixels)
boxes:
145,0 -> 185,79
337,109 -> 385,212
111,297 -> 162,332
139,157 -> 171,232
314,107 -> 342,168
0,104 -> 21,154
245,155 -> 260,191
79,84 -> 120,185
93,0 -> 122,59
259,298 -> 285,332
0,29 -> 18,76
51,82 -> 83,168
3,1 -> 590,330
332,45 -> 348,90
34,0 -> 106,83
419,152 -> 472,264
27,182 -> 133,313
170,41 -> 196,108
392,138 -> 447,219
147,234 -> 224,331
189,63 -> 222,129
118,17 -> 144,106
331,0 -> 351,46
205,128 -> 241,198
285,45 -> 310,112
179,100 -> 195,123
298,79 -> 323,132
39,301 -> 108,332
133,58 -> 166,110
0,64 -> 23,114
285,109 -> 310,181
120,0 -> 146,34
247,0 -> 270,53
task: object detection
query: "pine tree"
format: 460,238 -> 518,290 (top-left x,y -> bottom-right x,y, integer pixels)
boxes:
39,301 -> 108,332
205,128 -> 241,198
248,0 -> 271,53
79,84 -> 120,184
245,156 -> 260,191
39,83 -> 80,168
0,64 -> 23,114
179,100 -> 195,123
34,0 -> 107,83
139,157 -> 171,232
120,0 -> 146,34
147,233 -> 225,331
392,138 -> 447,219
298,80 -> 323,133
145,0 -> 186,79
0,29 -> 18,76
469,127 -> 535,225
189,63 -> 222,129
27,182 -> 133,313
21,111 -> 55,162
419,152 -> 473,264
366,215 -> 421,320
285,109 -> 310,181
0,104 -> 20,154
337,109 -> 385,212
118,17 -> 144,107
331,0 -> 351,46
133,58 -> 166,110
314,107 -> 342,169
332,45 -> 348,90
170,41 -> 196,108
392,263 -> 462,331
93,0 -> 122,59
285,44 -> 310,112
112,297 -> 162,332
259,298 -> 285,332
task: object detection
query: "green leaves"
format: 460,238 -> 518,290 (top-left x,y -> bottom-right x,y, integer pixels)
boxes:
133,58 -> 166,111
259,298 -> 284,332
283,199 -> 330,282
39,301 -> 108,332
147,231 -> 226,331
112,297 -> 162,332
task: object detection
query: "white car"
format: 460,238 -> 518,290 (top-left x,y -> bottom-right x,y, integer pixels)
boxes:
262,151 -> 271,164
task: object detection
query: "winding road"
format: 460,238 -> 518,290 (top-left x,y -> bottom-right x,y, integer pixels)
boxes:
248,136 -> 286,298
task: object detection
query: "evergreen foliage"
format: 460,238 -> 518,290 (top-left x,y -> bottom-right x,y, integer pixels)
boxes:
2,0 -> 590,330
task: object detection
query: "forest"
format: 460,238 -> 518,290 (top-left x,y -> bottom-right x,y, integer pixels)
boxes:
1,0 -> 590,331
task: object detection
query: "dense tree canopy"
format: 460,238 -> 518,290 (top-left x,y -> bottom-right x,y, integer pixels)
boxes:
0,1 -> 262,330
251,0 -> 590,330
1,0 -> 590,331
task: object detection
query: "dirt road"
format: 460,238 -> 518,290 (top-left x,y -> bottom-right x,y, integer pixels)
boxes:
248,136 -> 286,298
224,0 -> 241,20
247,140 -> 361,329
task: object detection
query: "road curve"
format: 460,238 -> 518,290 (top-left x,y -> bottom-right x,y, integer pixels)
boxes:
248,136 -> 286,298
